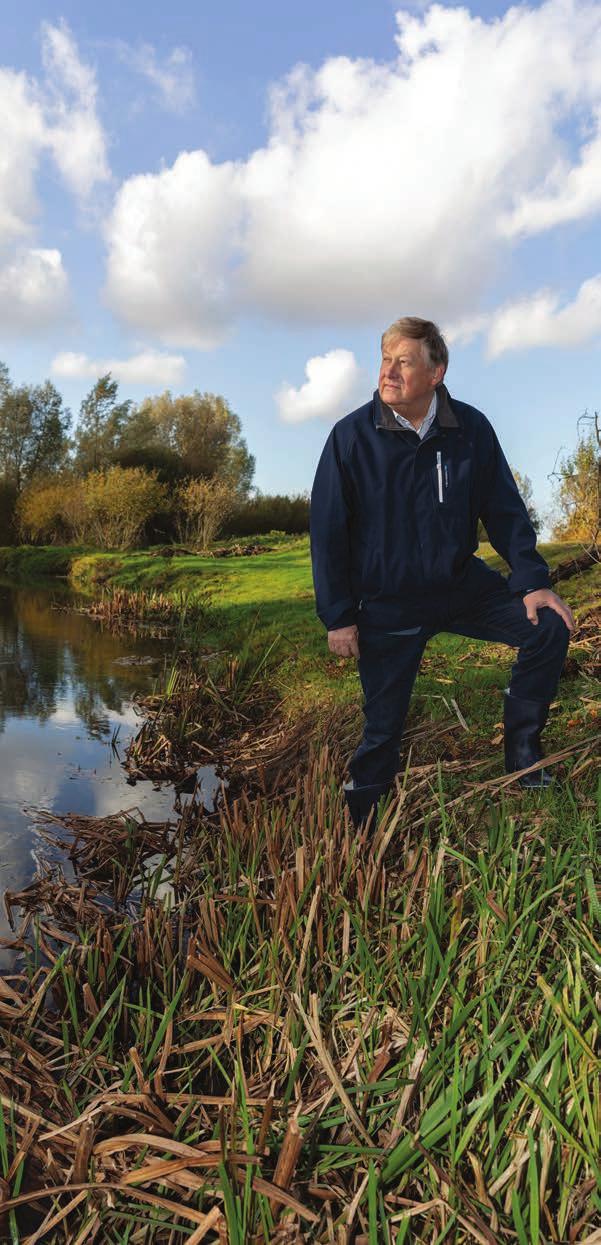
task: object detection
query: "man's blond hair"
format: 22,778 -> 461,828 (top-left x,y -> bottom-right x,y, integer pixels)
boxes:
381,317 -> 448,372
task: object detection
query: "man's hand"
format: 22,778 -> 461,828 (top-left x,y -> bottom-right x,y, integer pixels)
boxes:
328,624 -> 360,658
522,588 -> 575,632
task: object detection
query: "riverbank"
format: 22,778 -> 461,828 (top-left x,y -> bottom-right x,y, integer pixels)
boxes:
1,537 -> 598,720
0,541 -> 599,1240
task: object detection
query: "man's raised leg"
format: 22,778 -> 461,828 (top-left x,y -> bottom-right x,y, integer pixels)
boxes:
444,586 -> 571,787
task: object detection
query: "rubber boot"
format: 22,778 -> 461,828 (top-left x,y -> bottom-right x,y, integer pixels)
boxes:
503,688 -> 555,788
343,781 -> 392,833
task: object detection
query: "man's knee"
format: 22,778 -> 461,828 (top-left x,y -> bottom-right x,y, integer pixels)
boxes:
537,606 -> 571,650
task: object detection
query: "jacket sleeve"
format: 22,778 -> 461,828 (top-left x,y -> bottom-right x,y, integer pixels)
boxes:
310,426 -> 357,631
478,419 -> 551,595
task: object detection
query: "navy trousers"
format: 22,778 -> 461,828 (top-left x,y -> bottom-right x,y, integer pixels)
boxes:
349,572 -> 571,789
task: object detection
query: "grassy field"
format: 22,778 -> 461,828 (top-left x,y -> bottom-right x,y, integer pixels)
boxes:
0,537 -> 598,1242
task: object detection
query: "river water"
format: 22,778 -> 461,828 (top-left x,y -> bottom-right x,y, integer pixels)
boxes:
0,579 -> 219,954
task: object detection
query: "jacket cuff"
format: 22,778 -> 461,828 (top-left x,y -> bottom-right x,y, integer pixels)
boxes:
319,603 -> 357,631
508,572 -> 551,595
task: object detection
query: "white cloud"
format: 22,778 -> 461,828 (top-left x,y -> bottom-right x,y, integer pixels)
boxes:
104,0 -> 601,349
41,20 -> 110,199
51,349 -> 186,386
0,249 -> 69,333
275,349 -> 365,423
500,111 -> 601,239
0,21 -> 109,333
0,70 -> 46,251
106,150 -> 241,349
119,42 -> 196,113
0,21 -> 108,250
485,275 -> 601,357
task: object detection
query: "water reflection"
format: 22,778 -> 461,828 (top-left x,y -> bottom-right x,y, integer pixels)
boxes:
0,579 -> 219,959
0,583 -> 164,734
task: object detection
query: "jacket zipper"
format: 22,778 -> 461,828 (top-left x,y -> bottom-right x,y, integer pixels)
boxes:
436,450 -> 443,502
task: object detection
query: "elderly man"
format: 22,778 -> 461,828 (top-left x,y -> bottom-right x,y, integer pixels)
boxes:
310,317 -> 575,831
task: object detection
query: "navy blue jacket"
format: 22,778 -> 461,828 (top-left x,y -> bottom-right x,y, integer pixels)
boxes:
309,384 -> 551,631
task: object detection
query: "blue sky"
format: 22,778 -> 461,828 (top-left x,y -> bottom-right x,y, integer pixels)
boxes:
1,0 -> 600,536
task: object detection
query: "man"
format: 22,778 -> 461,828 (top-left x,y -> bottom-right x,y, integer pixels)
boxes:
310,317 -> 575,831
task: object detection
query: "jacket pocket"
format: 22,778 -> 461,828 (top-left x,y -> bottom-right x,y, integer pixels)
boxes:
432,449 -> 471,511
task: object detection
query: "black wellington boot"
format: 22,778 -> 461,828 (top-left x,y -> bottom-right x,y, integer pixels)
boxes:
343,781 -> 392,832
503,688 -> 555,788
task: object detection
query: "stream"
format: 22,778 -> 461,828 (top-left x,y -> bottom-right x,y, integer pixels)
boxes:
0,578 -> 219,958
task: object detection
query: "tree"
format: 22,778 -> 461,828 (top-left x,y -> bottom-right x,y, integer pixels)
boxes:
549,430 -> 599,545
477,463 -> 540,543
111,443 -> 185,484
511,468 -> 541,533
0,362 -> 10,404
73,374 -> 132,474
0,379 -> 71,492
123,390 -> 255,498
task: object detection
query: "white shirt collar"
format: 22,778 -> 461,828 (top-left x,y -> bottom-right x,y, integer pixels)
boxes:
391,390 -> 437,438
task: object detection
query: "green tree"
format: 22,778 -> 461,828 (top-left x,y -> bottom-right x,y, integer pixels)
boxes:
477,463 -> 541,543
549,431 -> 599,545
73,374 -> 132,474
122,390 -> 255,498
0,378 -> 71,491
111,443 -> 185,484
0,362 -> 10,404
511,468 -> 541,533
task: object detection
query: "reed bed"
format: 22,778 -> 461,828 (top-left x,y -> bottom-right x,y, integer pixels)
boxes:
59,588 -> 211,638
0,733 -> 599,1243
125,639 -> 283,786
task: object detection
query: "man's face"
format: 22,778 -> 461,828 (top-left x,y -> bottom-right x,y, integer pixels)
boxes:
378,336 -> 444,409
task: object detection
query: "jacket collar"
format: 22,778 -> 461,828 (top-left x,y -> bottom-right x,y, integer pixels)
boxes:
373,383 -> 461,433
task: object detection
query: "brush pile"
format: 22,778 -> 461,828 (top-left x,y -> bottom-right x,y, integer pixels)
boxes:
209,544 -> 274,558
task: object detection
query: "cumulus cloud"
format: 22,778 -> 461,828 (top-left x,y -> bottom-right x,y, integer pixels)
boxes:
106,151 -> 241,349
118,42 -> 196,113
485,275 -> 601,356
445,272 -> 601,355
0,21 -> 109,331
104,0 -> 601,349
275,349 -> 365,423
51,349 -> 186,386
0,249 -> 69,333
500,112 -> 601,238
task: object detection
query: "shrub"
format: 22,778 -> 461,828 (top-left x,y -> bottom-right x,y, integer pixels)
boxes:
16,477 -> 86,544
83,467 -> 169,550
222,493 -> 309,536
174,477 -> 233,550
17,468 -> 167,549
